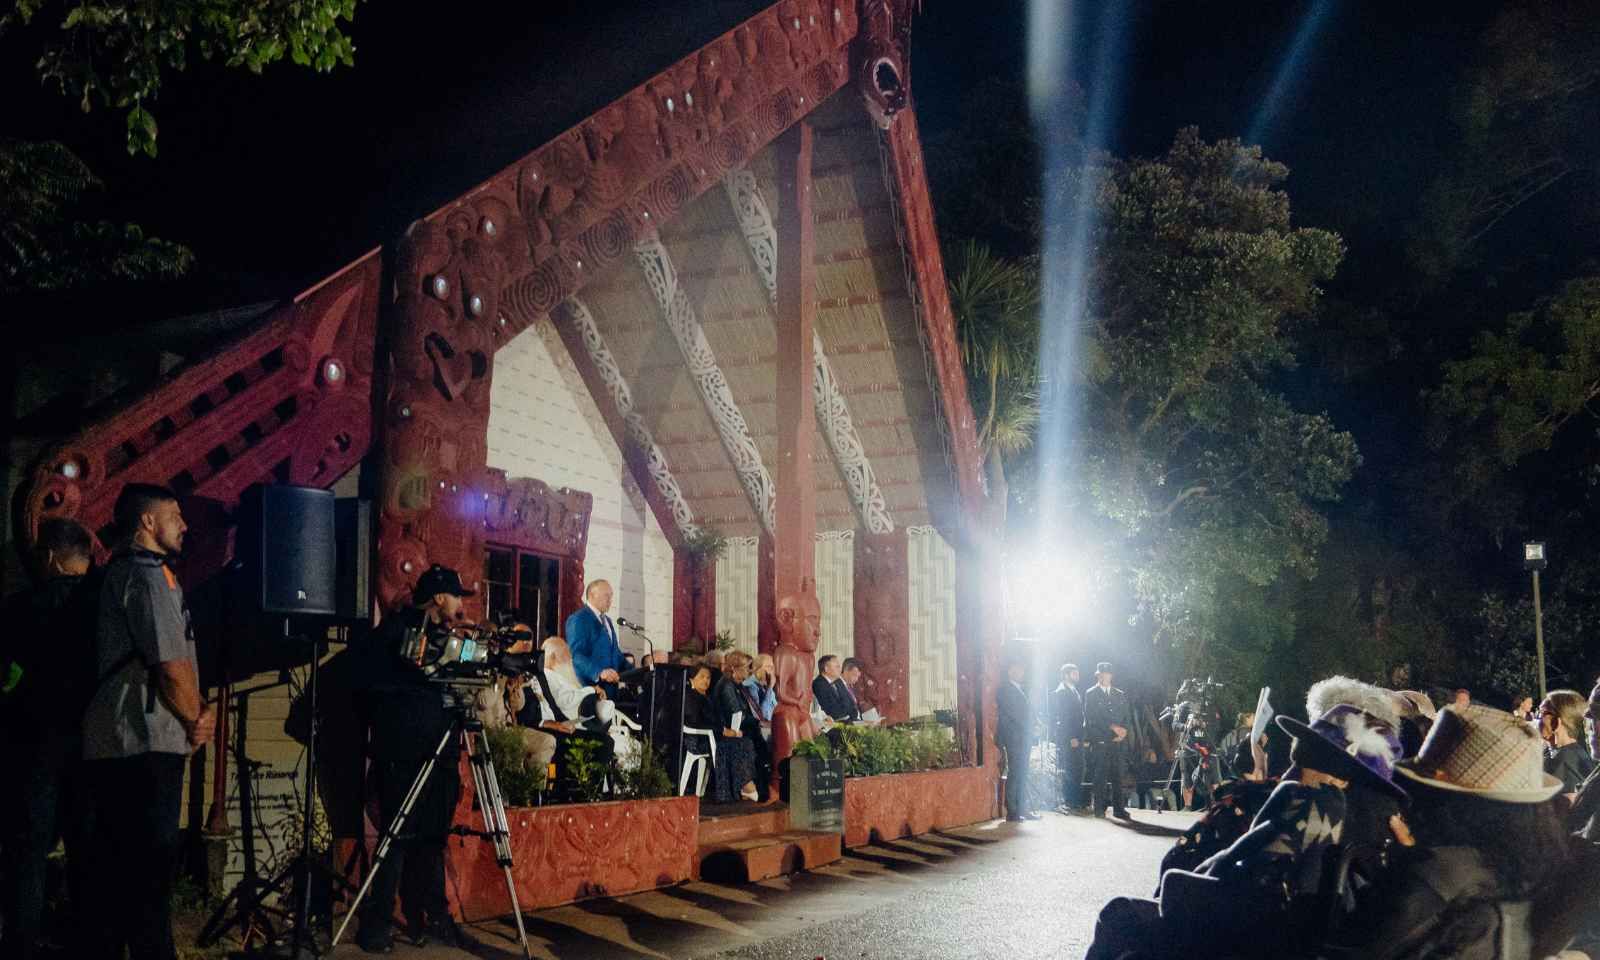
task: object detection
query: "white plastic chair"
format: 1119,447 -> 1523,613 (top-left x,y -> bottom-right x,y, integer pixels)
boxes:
680,726 -> 717,796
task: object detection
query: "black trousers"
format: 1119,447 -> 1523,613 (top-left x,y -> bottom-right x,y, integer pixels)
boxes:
1002,741 -> 1030,816
83,752 -> 187,960
1057,740 -> 1084,809
358,753 -> 461,938
1087,739 -> 1126,813
0,734 -> 95,960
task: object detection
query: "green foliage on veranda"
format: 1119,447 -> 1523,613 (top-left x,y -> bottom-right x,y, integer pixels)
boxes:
791,723 -> 956,778
2,0 -> 360,156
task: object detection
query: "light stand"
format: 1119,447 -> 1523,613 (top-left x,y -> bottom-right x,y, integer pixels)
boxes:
1525,542 -> 1549,700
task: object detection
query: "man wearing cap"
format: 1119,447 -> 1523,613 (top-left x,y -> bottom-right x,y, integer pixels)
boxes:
1051,663 -> 1085,813
1083,661 -> 1131,819
356,564 -> 475,953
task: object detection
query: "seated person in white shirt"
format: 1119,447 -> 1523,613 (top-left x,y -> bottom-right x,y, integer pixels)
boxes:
541,637 -> 614,728
473,675 -> 558,781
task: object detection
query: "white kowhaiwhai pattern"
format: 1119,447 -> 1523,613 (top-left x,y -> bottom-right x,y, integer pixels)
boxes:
720,168 -> 894,535
635,237 -> 776,533
560,296 -> 699,537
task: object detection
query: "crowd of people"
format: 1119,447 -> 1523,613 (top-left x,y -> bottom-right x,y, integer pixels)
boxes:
1077,674 -> 1600,960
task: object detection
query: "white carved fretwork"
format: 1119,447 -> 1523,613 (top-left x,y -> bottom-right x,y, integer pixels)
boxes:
721,169 -> 895,534
634,236 -> 777,534
559,296 -> 700,538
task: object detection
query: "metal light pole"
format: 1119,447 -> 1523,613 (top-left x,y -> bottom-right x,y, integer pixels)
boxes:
1524,542 -> 1548,700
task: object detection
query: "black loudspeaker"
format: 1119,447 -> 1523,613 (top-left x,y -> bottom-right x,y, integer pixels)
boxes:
335,498 -> 372,622
236,485 -> 336,616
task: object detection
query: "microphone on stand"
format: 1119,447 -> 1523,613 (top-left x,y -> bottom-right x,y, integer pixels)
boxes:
616,618 -> 655,670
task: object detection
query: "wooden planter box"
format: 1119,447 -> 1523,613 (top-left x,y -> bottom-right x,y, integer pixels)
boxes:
446,794 -> 699,921
841,765 -> 998,848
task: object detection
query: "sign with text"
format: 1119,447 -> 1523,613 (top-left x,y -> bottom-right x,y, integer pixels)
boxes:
790,757 -> 845,832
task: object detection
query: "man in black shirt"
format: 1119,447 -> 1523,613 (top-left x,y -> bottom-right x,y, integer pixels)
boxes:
356,565 -> 474,954
1051,663 -> 1085,813
1083,661 -> 1132,819
0,519 -> 100,960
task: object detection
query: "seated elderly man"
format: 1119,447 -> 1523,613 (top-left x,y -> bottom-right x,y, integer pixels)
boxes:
542,637 -> 614,728
474,675 -> 558,784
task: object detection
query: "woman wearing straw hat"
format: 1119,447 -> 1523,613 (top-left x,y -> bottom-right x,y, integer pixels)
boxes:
1318,703 -> 1592,960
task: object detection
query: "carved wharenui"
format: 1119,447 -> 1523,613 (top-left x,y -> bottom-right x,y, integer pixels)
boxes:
18,251 -> 381,571
721,166 -> 895,535
634,236 -> 778,534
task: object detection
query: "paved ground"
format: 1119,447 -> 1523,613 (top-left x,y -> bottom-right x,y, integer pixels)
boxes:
319,808 -> 1192,960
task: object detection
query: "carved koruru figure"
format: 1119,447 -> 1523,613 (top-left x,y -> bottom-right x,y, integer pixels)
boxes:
770,578 -> 822,796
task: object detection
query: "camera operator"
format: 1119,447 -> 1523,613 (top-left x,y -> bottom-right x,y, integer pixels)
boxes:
82,484 -> 216,960
0,518 -> 100,960
355,564 -> 474,953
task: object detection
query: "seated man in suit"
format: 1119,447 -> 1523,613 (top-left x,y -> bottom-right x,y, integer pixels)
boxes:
540,637 -> 611,728
565,579 -> 628,697
811,654 -> 862,723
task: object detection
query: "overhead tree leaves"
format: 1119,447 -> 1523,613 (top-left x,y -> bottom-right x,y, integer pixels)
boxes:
2,0 -> 361,156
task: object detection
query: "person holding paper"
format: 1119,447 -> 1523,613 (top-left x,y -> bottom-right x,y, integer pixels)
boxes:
712,651 -> 761,803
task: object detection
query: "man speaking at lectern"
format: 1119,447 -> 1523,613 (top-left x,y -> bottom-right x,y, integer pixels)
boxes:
566,579 -> 627,697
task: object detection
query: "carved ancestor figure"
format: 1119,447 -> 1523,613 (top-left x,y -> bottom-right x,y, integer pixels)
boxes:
769,578 -> 822,795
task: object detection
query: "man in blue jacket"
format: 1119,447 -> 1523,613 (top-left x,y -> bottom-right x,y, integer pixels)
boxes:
565,579 -> 627,696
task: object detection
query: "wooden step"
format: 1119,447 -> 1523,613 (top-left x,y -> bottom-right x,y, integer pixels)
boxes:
696,804 -> 790,846
694,830 -> 842,883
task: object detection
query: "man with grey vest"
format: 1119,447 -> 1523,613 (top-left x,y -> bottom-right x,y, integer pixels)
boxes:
82,484 -> 216,960
1083,661 -> 1131,819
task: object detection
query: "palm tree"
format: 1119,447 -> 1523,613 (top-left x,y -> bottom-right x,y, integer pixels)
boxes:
949,240 -> 1041,510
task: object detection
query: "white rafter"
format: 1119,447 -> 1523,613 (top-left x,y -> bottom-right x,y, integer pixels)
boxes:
634,236 -> 777,534
722,168 -> 895,534
559,296 -> 700,538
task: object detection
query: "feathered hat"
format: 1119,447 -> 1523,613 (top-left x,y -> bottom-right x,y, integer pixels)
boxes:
1278,703 -> 1409,801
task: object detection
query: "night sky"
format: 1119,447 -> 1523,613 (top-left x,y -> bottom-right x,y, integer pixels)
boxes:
6,1 -> 1521,328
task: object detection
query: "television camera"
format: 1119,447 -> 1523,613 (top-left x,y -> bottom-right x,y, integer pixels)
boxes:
1161,676 -> 1229,804
396,613 -> 540,689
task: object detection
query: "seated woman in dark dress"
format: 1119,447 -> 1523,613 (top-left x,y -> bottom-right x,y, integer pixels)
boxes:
683,665 -> 718,760
721,651 -> 772,800
710,656 -> 761,803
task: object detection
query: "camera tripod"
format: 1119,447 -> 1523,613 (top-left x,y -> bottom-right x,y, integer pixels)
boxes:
331,698 -> 533,959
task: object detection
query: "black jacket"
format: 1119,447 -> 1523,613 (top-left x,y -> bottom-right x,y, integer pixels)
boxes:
812,675 -> 860,722
996,681 -> 1033,749
1,572 -> 102,741
1083,683 -> 1131,742
365,607 -> 456,760
1051,683 -> 1084,744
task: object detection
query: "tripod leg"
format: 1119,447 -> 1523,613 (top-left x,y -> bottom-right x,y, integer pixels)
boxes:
331,725 -> 455,948
466,729 -> 533,960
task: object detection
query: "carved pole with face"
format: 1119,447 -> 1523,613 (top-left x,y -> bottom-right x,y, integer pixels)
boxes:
770,578 -> 822,795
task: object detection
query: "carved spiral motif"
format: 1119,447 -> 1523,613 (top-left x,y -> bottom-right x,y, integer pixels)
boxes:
505,260 -> 564,321
758,89 -> 798,139
711,126 -> 749,175
580,208 -> 634,268
644,164 -> 694,220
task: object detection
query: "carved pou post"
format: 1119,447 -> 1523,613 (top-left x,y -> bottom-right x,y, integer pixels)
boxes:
769,577 -> 822,797
378,199 -> 526,614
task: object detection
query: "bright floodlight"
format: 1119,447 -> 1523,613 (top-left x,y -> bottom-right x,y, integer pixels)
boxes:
1524,541 -> 1547,571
